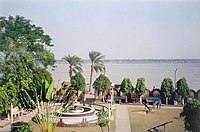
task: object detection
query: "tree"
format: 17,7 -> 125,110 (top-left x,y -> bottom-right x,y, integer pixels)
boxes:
180,99 -> 200,132
0,16 -> 55,66
62,55 -> 83,80
97,110 -> 109,132
177,77 -> 190,105
70,72 -> 86,103
93,74 -> 111,102
160,78 -> 174,105
0,15 -> 55,110
70,72 -> 86,92
120,78 -> 133,103
0,86 -> 9,113
88,50 -> 105,92
135,77 -> 145,104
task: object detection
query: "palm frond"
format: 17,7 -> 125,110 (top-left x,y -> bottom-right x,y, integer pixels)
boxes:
94,63 -> 105,73
62,55 -> 83,77
89,51 -> 105,63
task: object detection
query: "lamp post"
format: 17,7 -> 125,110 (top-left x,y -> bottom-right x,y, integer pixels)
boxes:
174,68 -> 178,105
174,68 -> 177,89
111,83 -> 114,106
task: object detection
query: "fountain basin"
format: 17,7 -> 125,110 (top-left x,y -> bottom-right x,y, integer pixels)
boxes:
57,106 -> 95,117
68,107 -> 84,113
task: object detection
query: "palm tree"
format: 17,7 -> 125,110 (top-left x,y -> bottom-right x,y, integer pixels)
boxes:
62,55 -> 83,80
88,51 -> 105,92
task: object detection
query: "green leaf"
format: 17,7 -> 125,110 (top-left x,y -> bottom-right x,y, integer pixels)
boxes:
45,80 -> 55,101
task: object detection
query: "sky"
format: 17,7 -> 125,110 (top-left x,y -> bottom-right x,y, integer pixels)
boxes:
0,0 -> 200,60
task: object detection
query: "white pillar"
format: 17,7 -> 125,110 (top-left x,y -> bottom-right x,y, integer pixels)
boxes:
11,103 -> 13,123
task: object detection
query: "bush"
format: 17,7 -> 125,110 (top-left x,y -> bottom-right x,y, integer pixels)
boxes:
97,110 -> 109,132
11,122 -> 32,132
180,99 -> 200,132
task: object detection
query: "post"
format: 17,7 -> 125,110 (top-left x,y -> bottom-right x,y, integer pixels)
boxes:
174,68 -> 178,105
11,102 -> 13,124
108,101 -> 111,132
174,68 -> 177,89
111,83 -> 114,107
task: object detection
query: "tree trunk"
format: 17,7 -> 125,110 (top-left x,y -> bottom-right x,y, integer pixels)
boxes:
99,91 -> 103,101
102,91 -> 105,102
94,89 -> 98,99
125,95 -> 128,103
182,97 -> 185,105
89,64 -> 94,92
166,97 -> 168,105
69,65 -> 73,80
101,127 -> 104,132
83,93 -> 86,103
7,110 -> 10,120
140,96 -> 142,104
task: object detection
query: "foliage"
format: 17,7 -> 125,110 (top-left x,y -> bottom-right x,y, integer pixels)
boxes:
70,72 -> 86,91
33,83 -> 77,132
62,55 -> 83,79
97,110 -> 109,132
88,50 -> 105,92
177,77 -> 190,98
0,15 -> 55,66
33,67 -> 53,94
93,74 -> 111,92
45,80 -> 55,101
11,122 -> 32,132
160,77 -> 174,98
135,77 -> 145,96
180,99 -> 200,132
120,78 -> 133,95
0,86 -> 9,113
0,15 -> 55,110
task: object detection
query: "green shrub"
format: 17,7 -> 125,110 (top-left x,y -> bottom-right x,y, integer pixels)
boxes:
180,99 -> 200,132
97,110 -> 109,132
11,122 -> 32,132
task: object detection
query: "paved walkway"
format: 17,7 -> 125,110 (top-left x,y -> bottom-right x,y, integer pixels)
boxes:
115,104 -> 131,132
0,112 -> 34,132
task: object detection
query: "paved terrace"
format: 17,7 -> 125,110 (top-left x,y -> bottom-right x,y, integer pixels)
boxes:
0,112 -> 34,132
0,100 -> 183,132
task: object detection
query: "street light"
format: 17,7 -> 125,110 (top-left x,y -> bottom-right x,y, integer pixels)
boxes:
174,68 -> 178,89
174,68 -> 178,105
111,83 -> 114,106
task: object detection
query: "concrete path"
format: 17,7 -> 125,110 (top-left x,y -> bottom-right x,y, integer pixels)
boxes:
115,104 -> 131,132
0,112 -> 34,132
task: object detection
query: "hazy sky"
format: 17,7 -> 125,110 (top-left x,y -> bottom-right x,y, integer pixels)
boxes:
1,0 -> 200,59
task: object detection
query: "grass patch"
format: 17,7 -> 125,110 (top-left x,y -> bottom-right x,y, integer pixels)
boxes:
128,107 -> 185,132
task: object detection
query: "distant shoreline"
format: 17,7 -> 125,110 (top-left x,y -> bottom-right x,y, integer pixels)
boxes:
56,59 -> 200,64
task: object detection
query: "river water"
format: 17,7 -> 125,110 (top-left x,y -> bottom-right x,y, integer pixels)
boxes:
49,60 -> 200,91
